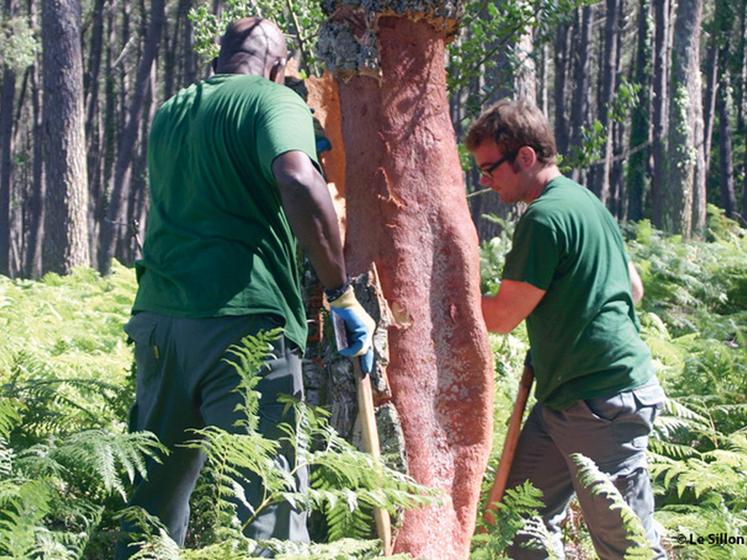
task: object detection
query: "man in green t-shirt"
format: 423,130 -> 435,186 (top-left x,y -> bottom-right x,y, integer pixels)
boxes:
116,17 -> 375,558
467,99 -> 666,559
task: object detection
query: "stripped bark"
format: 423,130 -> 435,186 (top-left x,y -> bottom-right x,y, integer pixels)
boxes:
319,5 -> 493,557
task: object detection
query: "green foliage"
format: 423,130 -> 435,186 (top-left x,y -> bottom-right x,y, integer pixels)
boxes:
571,454 -> 653,560
0,265 -> 435,558
0,14 -> 37,72
561,78 -> 641,172
448,0 -> 592,119
471,481 -> 553,559
179,333 -> 439,555
188,0 -> 324,74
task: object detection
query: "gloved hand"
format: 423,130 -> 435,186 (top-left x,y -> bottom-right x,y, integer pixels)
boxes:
328,285 -> 376,373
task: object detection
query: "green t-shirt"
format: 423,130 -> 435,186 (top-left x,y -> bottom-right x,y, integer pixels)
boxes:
502,176 -> 654,410
132,74 -> 319,351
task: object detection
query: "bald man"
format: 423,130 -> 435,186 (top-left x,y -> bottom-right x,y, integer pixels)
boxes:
116,18 -> 374,557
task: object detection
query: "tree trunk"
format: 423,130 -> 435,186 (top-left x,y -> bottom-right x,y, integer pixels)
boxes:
663,0 -> 704,237
0,67 -> 15,277
651,0 -> 670,227
717,68 -> 737,218
41,0 -> 90,273
592,0 -> 620,205
24,52 -> 44,279
0,0 -> 18,277
569,5 -> 593,182
626,0 -> 653,221
553,21 -> 570,156
702,23 -> 719,176
99,0 -> 165,273
320,8 -> 493,558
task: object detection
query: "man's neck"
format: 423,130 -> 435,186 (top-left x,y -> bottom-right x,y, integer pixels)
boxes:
525,164 -> 561,202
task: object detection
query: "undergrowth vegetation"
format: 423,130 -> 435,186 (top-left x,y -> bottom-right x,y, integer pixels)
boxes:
0,265 -> 434,559
474,205 -> 747,559
1,206 -> 745,558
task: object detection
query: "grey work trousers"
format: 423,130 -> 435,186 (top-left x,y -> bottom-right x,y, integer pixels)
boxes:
504,380 -> 667,560
115,312 -> 309,559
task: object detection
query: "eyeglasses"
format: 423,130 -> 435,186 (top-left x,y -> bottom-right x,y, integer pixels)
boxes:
479,154 -> 513,179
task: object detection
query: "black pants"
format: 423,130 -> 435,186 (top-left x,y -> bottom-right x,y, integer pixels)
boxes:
115,313 -> 309,558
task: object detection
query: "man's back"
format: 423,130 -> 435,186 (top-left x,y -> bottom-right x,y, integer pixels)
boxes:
503,176 -> 654,409
133,74 -> 318,350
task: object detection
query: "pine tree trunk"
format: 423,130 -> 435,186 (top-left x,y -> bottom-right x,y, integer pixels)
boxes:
41,0 -> 90,273
320,7 -> 493,557
569,5 -> 593,182
24,52 -> 44,279
663,0 -> 704,237
627,0 -> 653,221
717,68 -> 737,218
592,0 -> 620,205
553,21 -> 570,156
702,25 -> 718,176
651,0 -> 670,227
99,0 -> 165,273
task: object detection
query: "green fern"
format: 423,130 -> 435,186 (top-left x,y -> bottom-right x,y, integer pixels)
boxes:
570,453 -> 653,560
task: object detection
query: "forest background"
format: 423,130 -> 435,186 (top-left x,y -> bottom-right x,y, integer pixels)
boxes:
0,0 -> 746,559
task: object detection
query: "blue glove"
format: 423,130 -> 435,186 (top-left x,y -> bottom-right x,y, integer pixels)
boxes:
329,286 -> 375,373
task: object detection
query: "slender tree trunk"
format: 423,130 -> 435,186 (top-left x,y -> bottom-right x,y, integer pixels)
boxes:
592,0 -> 620,205
569,5 -> 593,181
651,0 -> 670,227
99,0 -> 165,273
627,0 -> 653,221
320,7 -> 492,557
553,21 -> 570,156
41,0 -> 90,273
610,0 -> 627,218
538,42 -> 548,115
717,68 -> 737,217
0,0 -> 18,276
663,0 -> 704,237
702,25 -> 719,175
24,55 -> 44,278
0,70 -> 15,277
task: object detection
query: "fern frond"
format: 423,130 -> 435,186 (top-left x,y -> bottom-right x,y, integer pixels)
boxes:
570,453 -> 653,560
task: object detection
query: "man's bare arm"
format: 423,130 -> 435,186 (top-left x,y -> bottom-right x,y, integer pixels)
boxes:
273,151 -> 346,290
482,279 -> 546,334
628,261 -> 644,304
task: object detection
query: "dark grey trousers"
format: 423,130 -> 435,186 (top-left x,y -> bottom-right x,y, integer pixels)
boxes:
115,312 -> 309,558
505,380 -> 667,560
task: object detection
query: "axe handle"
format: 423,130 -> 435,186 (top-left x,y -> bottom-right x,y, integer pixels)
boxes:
482,364 -> 534,528
353,359 -> 393,555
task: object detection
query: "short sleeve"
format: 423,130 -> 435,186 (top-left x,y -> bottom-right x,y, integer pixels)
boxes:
502,215 -> 560,290
256,88 -> 319,183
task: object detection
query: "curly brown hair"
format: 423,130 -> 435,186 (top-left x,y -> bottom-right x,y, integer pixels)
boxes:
466,99 -> 557,165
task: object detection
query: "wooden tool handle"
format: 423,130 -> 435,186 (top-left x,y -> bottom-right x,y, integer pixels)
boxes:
353,359 -> 393,556
482,365 -> 534,528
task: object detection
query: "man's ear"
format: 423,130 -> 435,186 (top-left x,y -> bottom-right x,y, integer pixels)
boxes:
269,59 -> 286,84
516,145 -> 537,169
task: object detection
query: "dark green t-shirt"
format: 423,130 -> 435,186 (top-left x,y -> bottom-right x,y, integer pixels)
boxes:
502,176 -> 654,410
133,74 -> 319,351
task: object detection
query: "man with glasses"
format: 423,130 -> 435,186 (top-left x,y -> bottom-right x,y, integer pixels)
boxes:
467,99 -> 666,559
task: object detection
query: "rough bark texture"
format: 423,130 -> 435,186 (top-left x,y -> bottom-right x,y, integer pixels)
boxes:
717,71 -> 737,218
99,0 -> 165,273
664,0 -> 703,237
569,5 -> 593,182
627,0 -> 653,221
651,0 -> 669,228
320,8 -> 493,558
553,21 -> 570,156
41,0 -> 90,273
